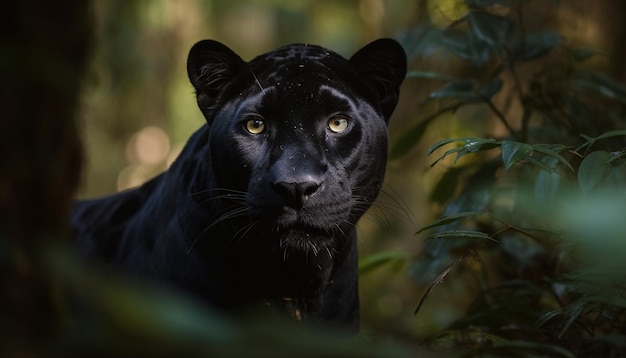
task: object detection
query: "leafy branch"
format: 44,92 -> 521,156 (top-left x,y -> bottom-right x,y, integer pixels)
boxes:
413,209 -> 560,317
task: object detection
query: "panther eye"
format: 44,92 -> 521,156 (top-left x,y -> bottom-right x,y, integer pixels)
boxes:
328,117 -> 349,133
245,118 -> 266,134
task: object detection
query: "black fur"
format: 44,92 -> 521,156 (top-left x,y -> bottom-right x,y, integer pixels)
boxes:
72,39 -> 406,331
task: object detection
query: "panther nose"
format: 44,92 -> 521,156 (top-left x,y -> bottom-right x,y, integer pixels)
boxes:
273,181 -> 320,209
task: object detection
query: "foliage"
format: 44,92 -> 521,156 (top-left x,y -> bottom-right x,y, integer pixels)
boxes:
41,244 -> 419,357
393,0 -> 626,356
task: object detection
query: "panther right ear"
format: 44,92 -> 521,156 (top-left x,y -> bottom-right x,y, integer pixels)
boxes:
187,40 -> 246,120
349,38 -> 407,122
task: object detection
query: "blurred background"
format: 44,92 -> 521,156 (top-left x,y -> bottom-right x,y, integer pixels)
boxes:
75,0 -> 626,339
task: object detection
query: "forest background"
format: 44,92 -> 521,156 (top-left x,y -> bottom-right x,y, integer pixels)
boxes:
3,0 -> 626,356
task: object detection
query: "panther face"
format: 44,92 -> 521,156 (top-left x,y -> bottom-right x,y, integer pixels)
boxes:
187,40 -> 406,254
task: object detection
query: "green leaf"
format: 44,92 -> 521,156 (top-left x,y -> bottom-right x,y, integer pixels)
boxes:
526,156 -> 557,172
532,144 -> 574,171
439,31 -> 471,60
467,11 -> 513,47
596,129 -> 626,140
558,298 -> 586,338
580,134 -> 594,141
428,138 -> 499,167
535,169 -> 562,201
429,79 -> 476,100
536,309 -> 563,329
463,138 -> 499,152
479,78 -> 503,98
397,23 -> 445,60
572,71 -> 626,105
466,0 -> 509,10
432,147 -> 466,167
358,251 -> 411,275
578,150 -> 612,192
455,138 -> 501,164
440,31 -> 492,67
416,212 -> 486,234
425,230 -> 498,243
513,32 -> 562,62
576,129 -> 626,153
606,159 -> 626,186
566,47 -> 598,62
501,140 -> 533,170
406,70 -> 456,81
427,138 -> 465,156
466,30 -> 493,67
493,341 -> 575,358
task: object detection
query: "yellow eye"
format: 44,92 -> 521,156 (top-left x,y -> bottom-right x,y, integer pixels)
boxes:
328,117 -> 349,133
245,118 -> 265,134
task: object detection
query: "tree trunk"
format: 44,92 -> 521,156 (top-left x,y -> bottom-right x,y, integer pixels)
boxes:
0,1 -> 91,355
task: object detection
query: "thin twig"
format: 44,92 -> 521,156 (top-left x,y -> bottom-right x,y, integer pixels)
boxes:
414,217 -> 553,317
414,241 -> 491,317
413,250 -> 472,316
483,97 -> 518,136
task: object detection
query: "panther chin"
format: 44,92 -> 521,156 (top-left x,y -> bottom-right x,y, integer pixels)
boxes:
275,224 -> 338,262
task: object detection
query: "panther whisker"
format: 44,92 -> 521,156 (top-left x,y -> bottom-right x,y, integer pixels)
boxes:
349,184 -> 416,232
332,223 -> 346,237
232,220 -> 261,244
339,219 -> 358,231
280,238 -> 290,262
376,185 -> 416,226
311,241 -> 319,257
190,187 -> 248,197
325,247 -> 333,261
249,67 -> 266,95
191,191 -> 248,204
185,188 -> 248,224
187,206 -> 249,254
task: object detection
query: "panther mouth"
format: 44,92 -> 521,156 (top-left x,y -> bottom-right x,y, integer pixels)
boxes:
264,209 -> 338,251
280,222 -> 332,237
250,204 -> 339,230
275,211 -> 338,235
247,204 -> 345,252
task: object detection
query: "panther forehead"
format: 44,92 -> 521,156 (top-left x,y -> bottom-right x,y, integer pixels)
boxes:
252,43 -> 336,63
243,44 -> 351,96
250,44 -> 344,74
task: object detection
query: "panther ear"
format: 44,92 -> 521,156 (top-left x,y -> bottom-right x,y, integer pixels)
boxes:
349,38 -> 407,121
187,40 -> 246,120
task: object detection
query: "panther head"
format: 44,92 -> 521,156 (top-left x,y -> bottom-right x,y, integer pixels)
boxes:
186,39 -> 406,256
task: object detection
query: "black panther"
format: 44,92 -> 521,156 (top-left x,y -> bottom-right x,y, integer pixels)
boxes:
72,38 -> 406,331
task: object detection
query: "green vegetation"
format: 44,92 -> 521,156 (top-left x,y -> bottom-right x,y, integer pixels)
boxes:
390,0 -> 626,356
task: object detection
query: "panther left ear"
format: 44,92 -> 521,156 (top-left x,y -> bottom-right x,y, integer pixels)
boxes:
349,38 -> 407,121
187,40 -> 246,121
